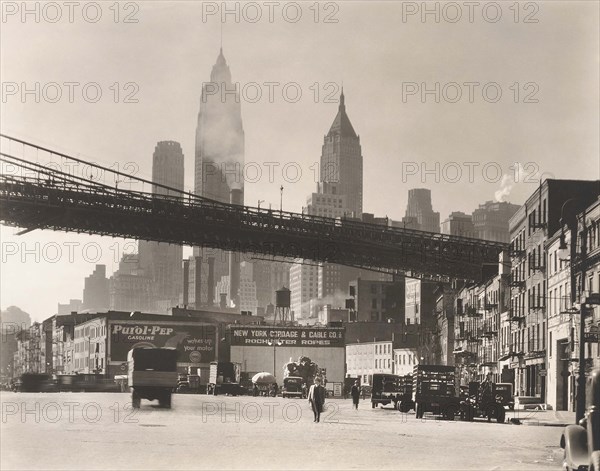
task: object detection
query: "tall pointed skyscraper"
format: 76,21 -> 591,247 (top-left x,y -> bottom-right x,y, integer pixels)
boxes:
296,91 -> 366,313
195,48 -> 245,201
188,48 -> 245,308
320,89 -> 363,217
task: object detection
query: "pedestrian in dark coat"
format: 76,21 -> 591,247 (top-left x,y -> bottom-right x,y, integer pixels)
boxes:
308,377 -> 326,422
350,381 -> 360,410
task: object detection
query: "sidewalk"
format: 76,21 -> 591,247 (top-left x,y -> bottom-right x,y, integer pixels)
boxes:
509,409 -> 575,427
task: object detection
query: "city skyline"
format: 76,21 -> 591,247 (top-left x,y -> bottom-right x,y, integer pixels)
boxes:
1,1 -> 599,321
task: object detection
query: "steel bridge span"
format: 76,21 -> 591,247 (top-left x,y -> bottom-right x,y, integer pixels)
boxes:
0,135 -> 507,282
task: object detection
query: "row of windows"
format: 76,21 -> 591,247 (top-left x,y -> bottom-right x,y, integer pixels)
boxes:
395,354 -> 417,365
375,344 -> 391,354
375,358 -> 391,369
75,324 -> 105,339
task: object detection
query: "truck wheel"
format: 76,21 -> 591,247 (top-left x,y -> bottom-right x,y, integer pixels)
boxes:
158,391 -> 171,408
371,402 -> 375,409
132,390 -> 141,409
444,405 -> 457,421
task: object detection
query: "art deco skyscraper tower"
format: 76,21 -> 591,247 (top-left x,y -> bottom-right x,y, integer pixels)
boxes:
189,48 -> 245,308
195,48 -> 245,201
320,90 -> 363,217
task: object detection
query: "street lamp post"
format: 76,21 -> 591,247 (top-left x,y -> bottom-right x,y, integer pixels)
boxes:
280,185 -> 284,213
267,337 -> 283,381
558,199 -> 588,422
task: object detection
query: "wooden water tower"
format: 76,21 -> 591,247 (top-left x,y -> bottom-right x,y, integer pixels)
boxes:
274,287 -> 291,325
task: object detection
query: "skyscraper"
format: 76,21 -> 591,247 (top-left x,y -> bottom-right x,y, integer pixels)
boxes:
82,264 -> 109,311
320,90 -> 363,217
441,211 -> 475,238
138,141 -> 185,312
472,200 -> 520,243
403,188 -> 440,233
190,48 -> 245,308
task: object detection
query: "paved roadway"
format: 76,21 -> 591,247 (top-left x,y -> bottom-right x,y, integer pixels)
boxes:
1,392 -> 565,470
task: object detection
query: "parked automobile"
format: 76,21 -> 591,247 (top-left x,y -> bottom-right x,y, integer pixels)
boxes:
282,376 -> 304,398
560,368 -> 600,471
16,373 -> 55,392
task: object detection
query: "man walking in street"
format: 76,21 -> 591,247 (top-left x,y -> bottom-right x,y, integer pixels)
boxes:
308,377 -> 326,422
351,380 -> 360,410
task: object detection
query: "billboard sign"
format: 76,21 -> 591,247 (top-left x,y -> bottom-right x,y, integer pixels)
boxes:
110,322 -> 216,363
230,326 -> 344,347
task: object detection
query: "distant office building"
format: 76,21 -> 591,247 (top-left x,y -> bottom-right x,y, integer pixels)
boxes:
393,348 -> 419,376
289,260 -> 318,320
304,182 -> 350,219
57,299 -> 83,315
109,254 -> 153,312
472,200 -> 520,243
403,188 -> 440,233
348,278 -> 405,323
318,305 -> 349,324
252,260 -> 292,311
320,90 -> 363,217
214,262 -> 258,314
303,182 -> 360,301
82,265 -> 109,312
138,141 -> 185,313
404,278 -> 436,326
441,211 -> 475,238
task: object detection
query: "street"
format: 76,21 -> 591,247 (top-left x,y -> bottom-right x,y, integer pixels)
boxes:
1,392 -> 565,470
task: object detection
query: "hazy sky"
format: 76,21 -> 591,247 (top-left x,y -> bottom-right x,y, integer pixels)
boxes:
1,1 -> 598,321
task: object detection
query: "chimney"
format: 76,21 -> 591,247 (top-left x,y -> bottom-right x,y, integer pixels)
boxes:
228,189 -> 243,310
207,257 -> 215,306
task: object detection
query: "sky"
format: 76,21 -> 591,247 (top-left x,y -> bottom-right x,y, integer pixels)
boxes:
1,0 -> 599,322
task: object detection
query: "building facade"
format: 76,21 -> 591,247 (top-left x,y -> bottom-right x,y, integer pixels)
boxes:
472,200 -> 520,243
82,265 -> 109,311
138,140 -> 185,312
348,278 -> 405,323
441,212 -> 475,238
507,180 -> 598,402
403,188 -> 440,233
289,260 -> 318,320
109,254 -> 153,312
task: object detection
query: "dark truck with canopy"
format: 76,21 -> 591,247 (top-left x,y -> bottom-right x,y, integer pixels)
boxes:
207,361 -> 245,395
128,347 -> 179,409
413,365 -> 460,420
371,374 -> 415,412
